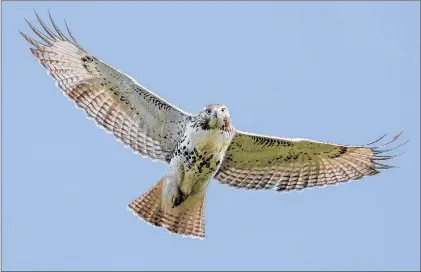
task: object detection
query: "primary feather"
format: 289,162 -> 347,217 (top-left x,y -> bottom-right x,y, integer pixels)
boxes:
21,11 -> 190,163
215,131 -> 407,192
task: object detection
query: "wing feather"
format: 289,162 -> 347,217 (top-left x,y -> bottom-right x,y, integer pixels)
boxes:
21,12 -> 191,163
215,130 -> 406,193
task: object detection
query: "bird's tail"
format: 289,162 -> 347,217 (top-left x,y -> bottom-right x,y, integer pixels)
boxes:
128,177 -> 206,239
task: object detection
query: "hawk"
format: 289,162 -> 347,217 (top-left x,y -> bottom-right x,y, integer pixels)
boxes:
21,13 -> 406,239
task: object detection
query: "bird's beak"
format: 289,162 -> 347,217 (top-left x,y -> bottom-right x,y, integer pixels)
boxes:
209,111 -> 222,128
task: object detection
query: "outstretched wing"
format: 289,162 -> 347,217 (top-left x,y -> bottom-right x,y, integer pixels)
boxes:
21,12 -> 190,163
215,130 -> 406,192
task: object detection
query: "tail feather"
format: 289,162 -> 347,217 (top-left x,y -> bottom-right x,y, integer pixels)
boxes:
128,178 -> 164,227
128,177 -> 206,239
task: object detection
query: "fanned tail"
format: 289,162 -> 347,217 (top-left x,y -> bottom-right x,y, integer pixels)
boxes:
128,177 -> 206,239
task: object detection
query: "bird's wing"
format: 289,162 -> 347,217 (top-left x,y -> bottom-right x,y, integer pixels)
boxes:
21,13 -> 190,163
215,130 -> 406,192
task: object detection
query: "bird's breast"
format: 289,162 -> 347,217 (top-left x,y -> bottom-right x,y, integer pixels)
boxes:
175,128 -> 232,194
191,129 -> 232,160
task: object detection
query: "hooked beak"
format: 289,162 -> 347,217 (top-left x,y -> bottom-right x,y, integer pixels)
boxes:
209,111 -> 222,128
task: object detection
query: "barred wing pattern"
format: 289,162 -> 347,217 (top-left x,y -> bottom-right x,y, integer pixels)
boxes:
215,130 -> 406,192
21,13 -> 189,163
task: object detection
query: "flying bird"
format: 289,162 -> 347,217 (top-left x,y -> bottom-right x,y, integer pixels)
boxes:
21,13 -> 407,239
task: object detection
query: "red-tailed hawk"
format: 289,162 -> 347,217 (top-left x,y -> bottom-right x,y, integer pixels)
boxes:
21,12 -> 407,239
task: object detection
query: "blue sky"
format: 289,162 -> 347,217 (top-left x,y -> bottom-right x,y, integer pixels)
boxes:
2,2 -> 420,271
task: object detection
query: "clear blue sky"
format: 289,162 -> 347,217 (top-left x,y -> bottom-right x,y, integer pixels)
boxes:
2,2 -> 419,271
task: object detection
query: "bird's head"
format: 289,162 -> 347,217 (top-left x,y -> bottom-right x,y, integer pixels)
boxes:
198,104 -> 233,131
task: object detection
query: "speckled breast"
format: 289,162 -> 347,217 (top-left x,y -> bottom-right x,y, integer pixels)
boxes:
176,127 -> 233,194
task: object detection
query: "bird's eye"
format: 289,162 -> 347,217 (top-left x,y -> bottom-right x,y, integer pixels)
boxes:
206,109 -> 211,115
221,108 -> 226,113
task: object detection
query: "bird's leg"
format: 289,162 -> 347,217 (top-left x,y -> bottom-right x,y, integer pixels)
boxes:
172,163 -> 189,207
171,187 -> 188,208
164,158 -> 189,210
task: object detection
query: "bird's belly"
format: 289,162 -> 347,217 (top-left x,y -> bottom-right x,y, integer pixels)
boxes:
180,151 -> 223,195
179,131 -> 229,195
180,169 -> 212,195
